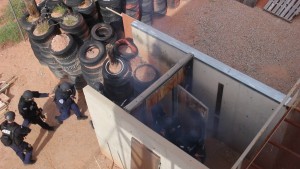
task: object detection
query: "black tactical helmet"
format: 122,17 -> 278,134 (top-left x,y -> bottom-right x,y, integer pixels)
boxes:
60,82 -> 71,92
22,90 -> 33,101
5,111 -> 15,122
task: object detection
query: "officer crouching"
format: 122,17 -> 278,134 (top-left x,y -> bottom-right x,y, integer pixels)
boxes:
0,111 -> 36,165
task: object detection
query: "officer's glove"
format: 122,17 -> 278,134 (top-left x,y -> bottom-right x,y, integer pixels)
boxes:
48,93 -> 55,98
27,127 -> 31,134
40,114 -> 46,119
70,95 -> 76,100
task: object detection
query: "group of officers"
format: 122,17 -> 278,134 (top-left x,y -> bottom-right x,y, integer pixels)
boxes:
0,82 -> 88,165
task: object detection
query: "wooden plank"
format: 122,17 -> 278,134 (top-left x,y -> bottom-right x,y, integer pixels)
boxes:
284,118 -> 300,129
285,0 -> 300,20
124,54 -> 193,112
269,0 -> 285,13
0,93 -> 10,103
280,0 -> 297,17
269,140 -> 300,159
177,85 -> 208,118
297,5 -> 300,14
287,11 -> 297,21
264,0 -> 277,11
0,100 -> 8,119
276,0 -> 293,15
264,0 -> 300,22
0,76 -> 17,93
271,0 -> 288,14
122,13 -> 136,38
146,68 -> 185,109
131,138 -> 161,169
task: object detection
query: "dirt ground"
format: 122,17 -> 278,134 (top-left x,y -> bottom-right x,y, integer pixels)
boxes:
0,0 -> 299,169
0,1 -> 120,169
152,0 -> 300,94
0,41 -> 123,169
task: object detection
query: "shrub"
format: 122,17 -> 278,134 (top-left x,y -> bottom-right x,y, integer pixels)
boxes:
33,20 -> 50,35
63,14 -> 78,26
0,0 -> 26,47
0,21 -> 22,45
1,0 -> 26,23
52,4 -> 67,15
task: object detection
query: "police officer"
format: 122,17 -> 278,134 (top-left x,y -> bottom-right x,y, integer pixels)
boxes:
1,111 -> 36,165
54,82 -> 88,124
176,129 -> 206,163
18,90 -> 55,131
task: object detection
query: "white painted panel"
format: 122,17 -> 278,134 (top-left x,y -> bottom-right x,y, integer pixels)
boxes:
132,26 -> 186,71
192,59 -> 284,152
131,21 -> 286,153
84,86 -> 208,169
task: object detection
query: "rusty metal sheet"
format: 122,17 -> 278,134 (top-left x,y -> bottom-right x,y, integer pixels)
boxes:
131,137 -> 160,169
122,13 -> 136,38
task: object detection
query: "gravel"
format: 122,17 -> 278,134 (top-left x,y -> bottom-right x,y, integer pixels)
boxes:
152,0 -> 300,93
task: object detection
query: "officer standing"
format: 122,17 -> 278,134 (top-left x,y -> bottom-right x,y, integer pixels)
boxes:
54,82 -> 88,124
0,111 -> 36,165
18,90 -> 55,131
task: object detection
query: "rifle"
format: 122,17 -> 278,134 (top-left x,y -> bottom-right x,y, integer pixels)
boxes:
37,108 -> 46,120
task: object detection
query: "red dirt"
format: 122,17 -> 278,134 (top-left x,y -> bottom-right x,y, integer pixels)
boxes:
86,47 -> 100,59
0,0 -> 299,169
0,41 -> 121,169
109,62 -> 122,74
51,34 -> 70,52
152,0 -> 300,94
78,0 -> 91,8
51,11 -> 64,18
135,65 -> 157,82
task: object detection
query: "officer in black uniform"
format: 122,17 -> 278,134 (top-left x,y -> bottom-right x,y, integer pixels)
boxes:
1,111 -> 36,165
176,129 -> 206,163
54,82 -> 88,124
175,109 -> 207,163
18,90 -> 55,131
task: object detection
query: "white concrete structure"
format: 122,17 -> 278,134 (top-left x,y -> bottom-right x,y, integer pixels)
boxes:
84,21 -> 287,169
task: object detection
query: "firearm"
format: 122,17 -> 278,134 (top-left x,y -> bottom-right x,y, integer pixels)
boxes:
37,108 -> 46,120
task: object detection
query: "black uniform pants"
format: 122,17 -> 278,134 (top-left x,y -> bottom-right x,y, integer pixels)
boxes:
22,117 -> 52,130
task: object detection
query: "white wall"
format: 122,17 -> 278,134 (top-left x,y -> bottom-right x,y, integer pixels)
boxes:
192,60 -> 285,151
130,21 -> 286,153
84,86 -> 208,169
132,23 -> 186,74
84,20 -> 288,169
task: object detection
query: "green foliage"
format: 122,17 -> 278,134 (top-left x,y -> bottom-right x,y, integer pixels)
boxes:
1,0 -> 26,23
0,0 -> 26,46
0,21 -> 22,44
52,4 -> 67,14
34,21 -> 49,35
63,14 -> 78,26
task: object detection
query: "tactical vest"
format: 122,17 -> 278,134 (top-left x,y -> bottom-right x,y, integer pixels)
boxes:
1,123 -> 18,146
55,88 -> 74,111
